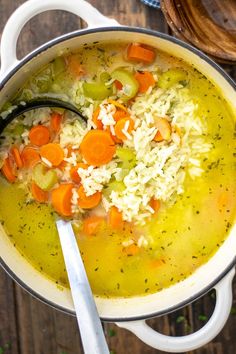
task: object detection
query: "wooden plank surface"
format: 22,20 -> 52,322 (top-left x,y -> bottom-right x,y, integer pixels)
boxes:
0,0 -> 236,353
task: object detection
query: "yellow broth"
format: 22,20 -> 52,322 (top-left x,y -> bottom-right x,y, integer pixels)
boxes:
0,44 -> 235,297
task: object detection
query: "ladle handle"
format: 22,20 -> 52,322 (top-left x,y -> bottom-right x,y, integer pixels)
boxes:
56,220 -> 109,354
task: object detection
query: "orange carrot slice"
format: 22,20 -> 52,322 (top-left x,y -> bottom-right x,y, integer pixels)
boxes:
80,130 -> 116,167
82,215 -> 105,235
77,185 -> 101,209
127,44 -> 155,63
123,243 -> 140,256
92,107 -> 103,130
21,147 -> 41,168
67,55 -> 84,77
107,99 -> 127,112
50,112 -> 63,133
29,125 -> 50,146
150,198 -> 161,213
40,143 -> 64,167
51,183 -> 74,216
70,162 -> 88,184
11,146 -> 23,169
31,182 -> 49,203
108,206 -> 123,229
1,157 -> 16,183
153,118 -> 172,142
150,259 -> 164,268
113,110 -> 128,122
114,117 -> 134,141
134,71 -> 155,93
114,80 -> 123,90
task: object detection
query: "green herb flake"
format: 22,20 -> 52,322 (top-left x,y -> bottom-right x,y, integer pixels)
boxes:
230,306 -> 236,315
176,315 -> 185,323
108,329 -> 116,337
198,314 -> 208,322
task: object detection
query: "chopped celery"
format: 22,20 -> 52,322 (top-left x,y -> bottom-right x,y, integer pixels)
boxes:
33,77 -> 50,93
103,180 -> 126,197
116,147 -> 136,169
100,72 -> 111,83
12,124 -> 25,136
116,147 -> 136,161
52,57 -> 65,78
158,68 -> 187,89
111,68 -> 139,100
83,82 -> 112,100
32,163 -> 58,191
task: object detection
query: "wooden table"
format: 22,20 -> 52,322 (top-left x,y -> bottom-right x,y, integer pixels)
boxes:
0,1 -> 236,353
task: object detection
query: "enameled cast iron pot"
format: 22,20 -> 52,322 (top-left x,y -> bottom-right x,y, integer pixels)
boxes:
0,1 -> 236,352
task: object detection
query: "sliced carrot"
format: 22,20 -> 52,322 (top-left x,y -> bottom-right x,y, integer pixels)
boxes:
153,117 -> 172,142
127,44 -> 155,63
113,109 -> 128,122
1,157 -> 16,183
29,125 -> 50,146
108,129 -> 123,144
108,206 -> 123,229
31,182 -> 49,203
104,127 -> 122,144
67,55 -> 84,77
51,183 -> 74,216
92,107 -> 103,130
21,147 -> 41,168
82,215 -> 105,235
107,99 -> 127,112
77,185 -> 101,209
150,198 -> 161,213
114,80 -> 123,90
123,243 -> 140,256
134,71 -> 155,93
50,112 -> 63,133
150,259 -> 164,268
11,146 -> 23,169
70,162 -> 88,184
57,160 -> 67,171
40,143 -> 64,167
114,117 -> 134,141
80,130 -> 116,167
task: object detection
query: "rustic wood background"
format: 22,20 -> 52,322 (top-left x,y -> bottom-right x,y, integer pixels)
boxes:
0,1 -> 236,353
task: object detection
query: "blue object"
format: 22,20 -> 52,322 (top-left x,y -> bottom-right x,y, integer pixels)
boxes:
141,0 -> 161,8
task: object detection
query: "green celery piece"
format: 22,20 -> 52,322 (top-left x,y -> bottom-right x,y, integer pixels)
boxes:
32,163 -> 58,191
100,72 -> 111,83
103,180 -> 126,198
116,147 -> 136,169
52,57 -> 65,78
111,68 -> 139,100
116,147 -> 136,161
158,68 -> 187,89
33,75 -> 51,93
83,82 -> 112,100
12,124 -> 25,135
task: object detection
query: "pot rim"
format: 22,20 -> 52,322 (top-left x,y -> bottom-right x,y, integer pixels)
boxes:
0,26 -> 236,322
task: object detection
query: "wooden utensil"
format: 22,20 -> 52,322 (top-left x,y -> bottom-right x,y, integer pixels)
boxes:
161,0 -> 236,64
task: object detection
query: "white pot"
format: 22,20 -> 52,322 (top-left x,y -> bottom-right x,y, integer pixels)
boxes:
0,1 -> 236,352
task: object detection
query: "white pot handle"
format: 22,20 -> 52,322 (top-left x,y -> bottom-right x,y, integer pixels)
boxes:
0,0 -> 119,77
117,268 -> 235,353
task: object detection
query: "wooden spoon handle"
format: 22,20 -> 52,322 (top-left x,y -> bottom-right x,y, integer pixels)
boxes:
56,220 -> 109,354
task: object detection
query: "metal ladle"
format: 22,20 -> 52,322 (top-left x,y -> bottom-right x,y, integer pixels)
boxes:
0,98 -> 109,354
